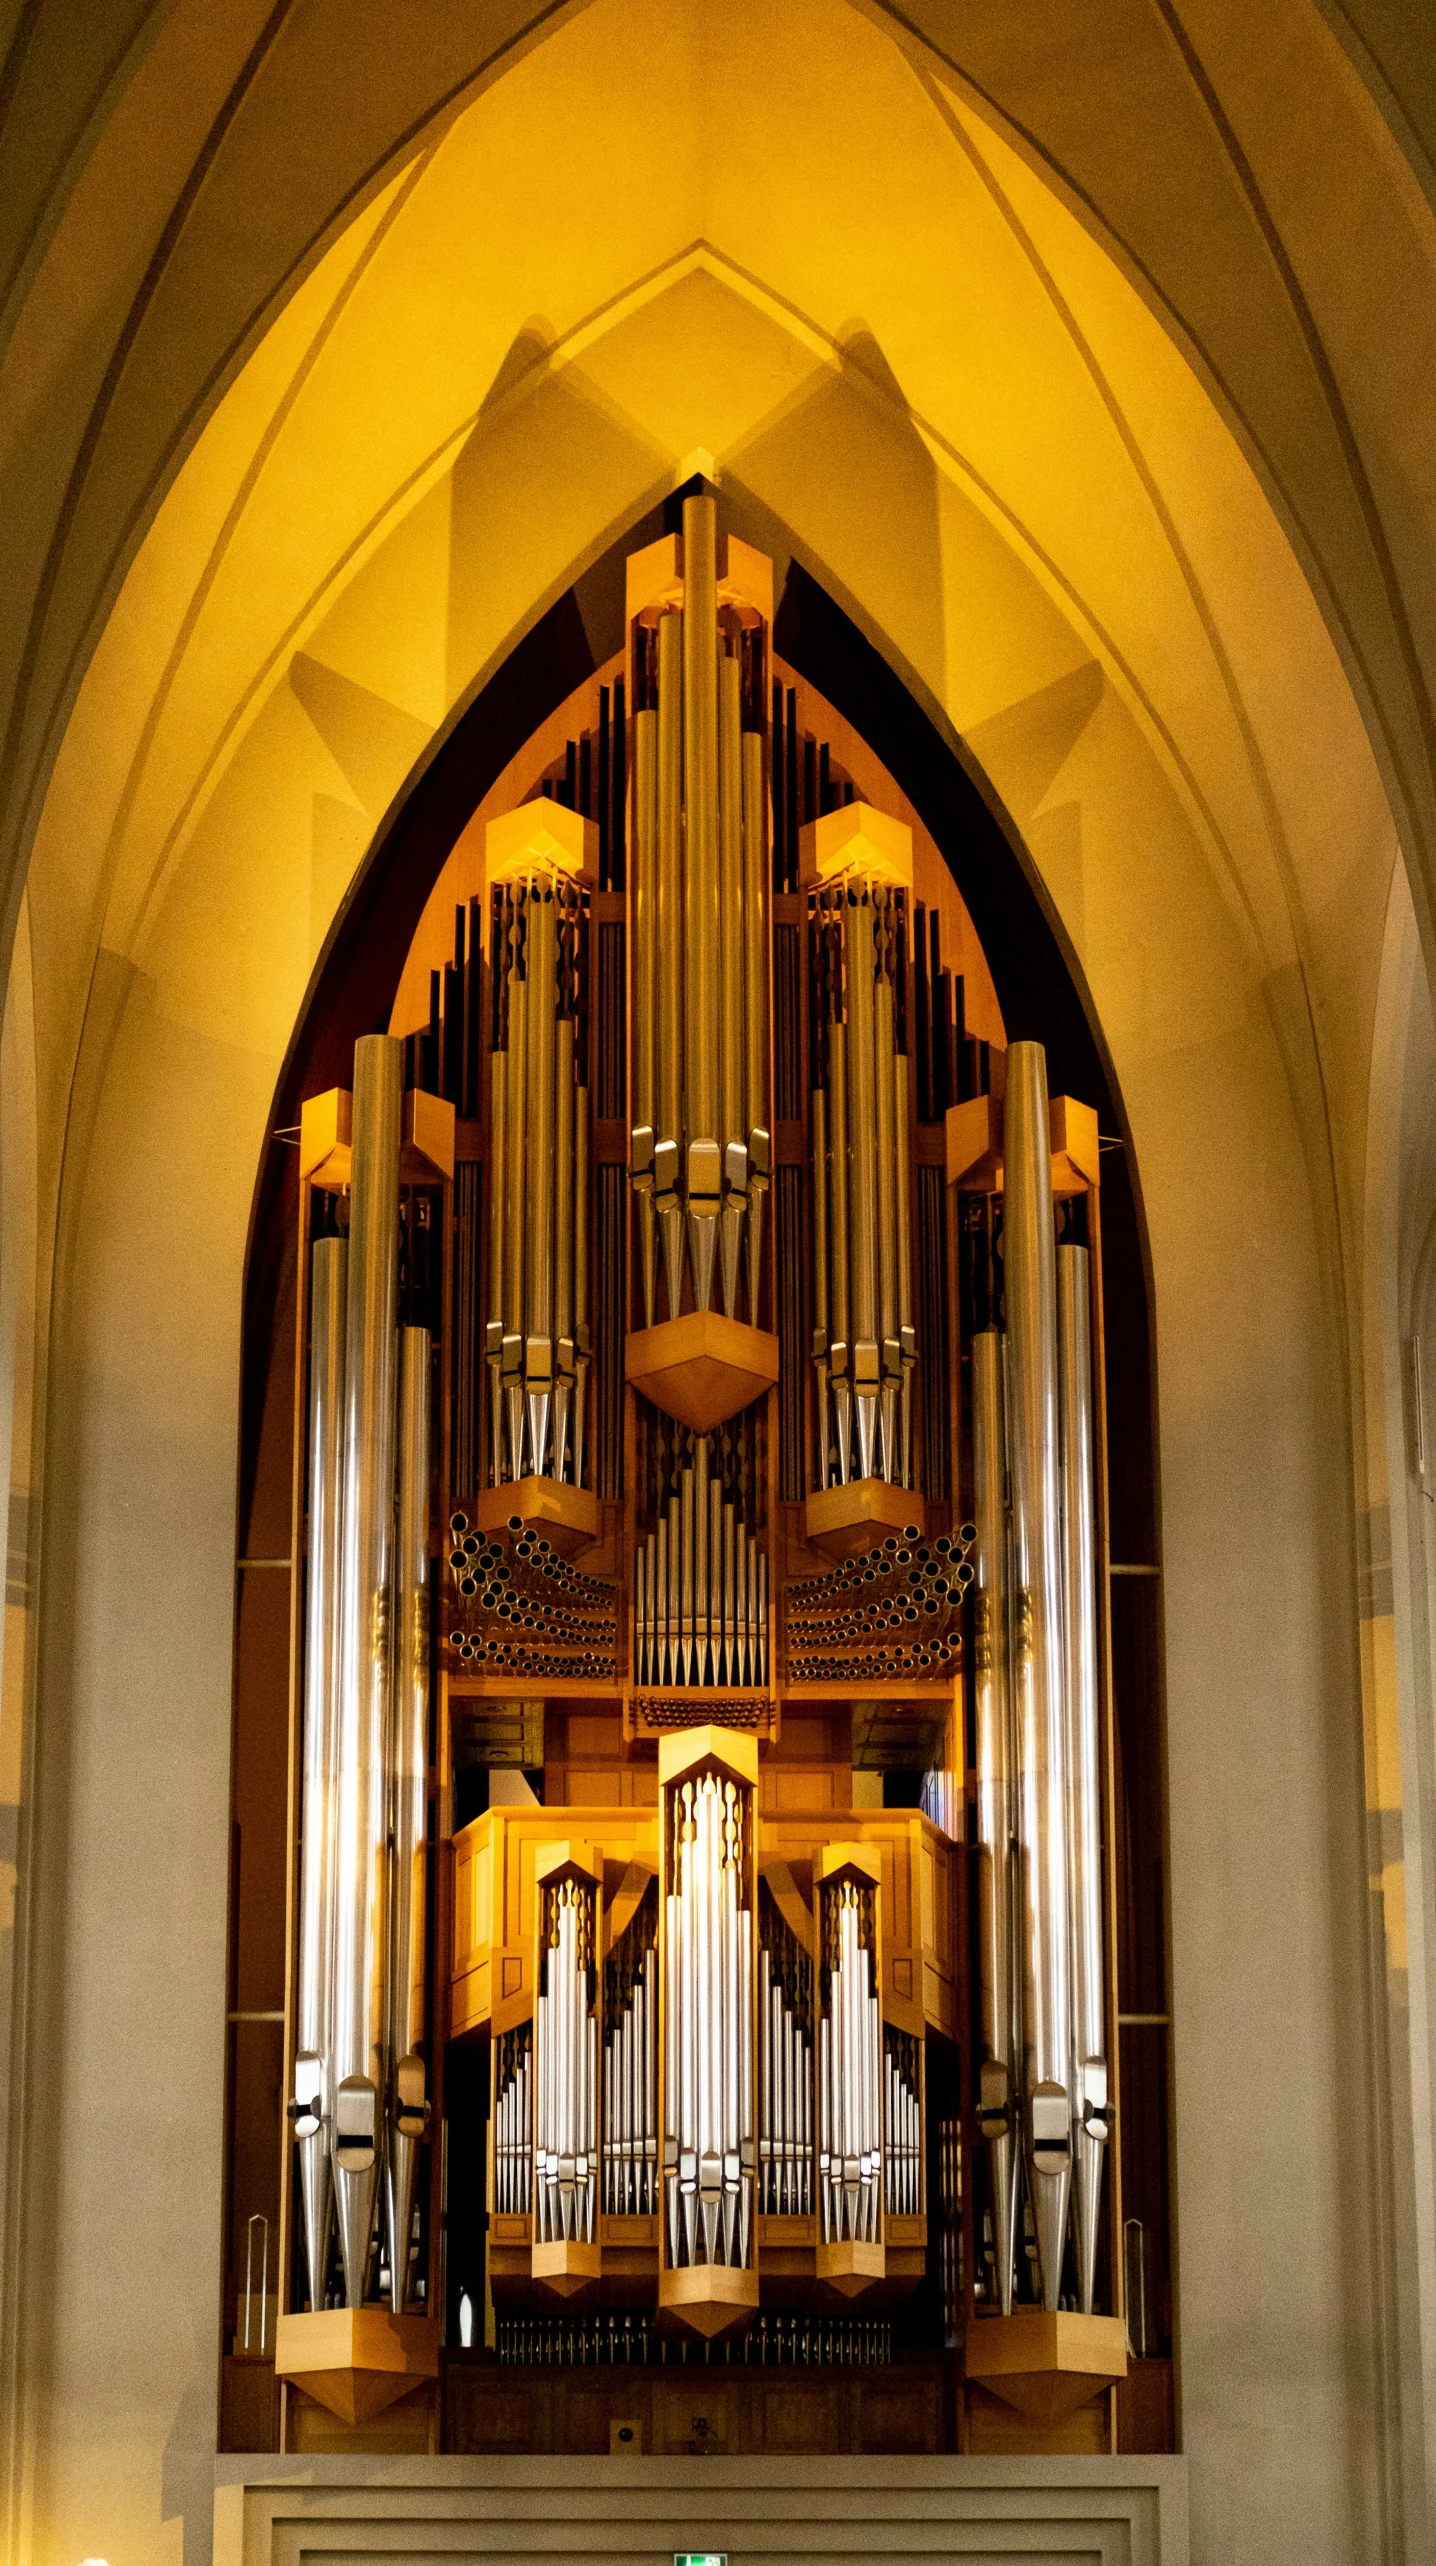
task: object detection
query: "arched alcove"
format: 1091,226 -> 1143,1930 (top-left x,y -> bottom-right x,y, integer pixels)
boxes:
0,4 -> 1416,2556
222,493 -> 1170,2458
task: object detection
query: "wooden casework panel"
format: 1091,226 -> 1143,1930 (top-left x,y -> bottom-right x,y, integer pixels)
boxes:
452,1801 -> 954,2043
445,2359 -> 950,2455
965,2383 -> 1109,2456
760,1809 -> 956,2042
451,1804 -> 659,2035
285,2382 -> 437,2454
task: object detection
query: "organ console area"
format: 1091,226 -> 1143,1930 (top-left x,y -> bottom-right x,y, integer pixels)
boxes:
222,496 -> 1172,2460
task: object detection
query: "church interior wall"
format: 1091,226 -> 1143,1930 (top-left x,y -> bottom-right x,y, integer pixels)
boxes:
0,4 -> 1433,2560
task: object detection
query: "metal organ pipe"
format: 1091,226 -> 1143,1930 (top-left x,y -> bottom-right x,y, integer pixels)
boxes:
655,608 -> 685,1319
893,1047 -> 915,1487
972,1324 -> 1019,2315
719,650 -> 747,1317
631,700 -> 660,1327
332,1033 -> 403,2305
1004,1040 -> 1074,2310
742,725 -> 770,1319
502,927 -> 528,1481
387,1324 -> 432,2311
294,1232 -> 346,2308
486,1030 -> 507,1485
1058,1242 -> 1109,2313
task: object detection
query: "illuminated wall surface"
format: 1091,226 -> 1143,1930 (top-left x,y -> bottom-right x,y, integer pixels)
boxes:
0,1 -> 1435,2560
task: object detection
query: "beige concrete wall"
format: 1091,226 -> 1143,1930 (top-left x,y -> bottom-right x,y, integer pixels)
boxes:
0,5 -> 1423,2561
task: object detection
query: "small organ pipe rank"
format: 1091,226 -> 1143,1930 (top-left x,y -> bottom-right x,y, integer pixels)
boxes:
488,870 -> 589,1487
817,1874 -> 882,2246
604,1889 -> 658,2215
534,1871 -> 599,2245
633,1431 -> 767,1689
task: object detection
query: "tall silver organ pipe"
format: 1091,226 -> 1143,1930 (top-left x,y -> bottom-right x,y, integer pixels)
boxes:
1058,1242 -> 1109,2314
654,608 -> 685,1320
1004,1040 -> 1074,2310
631,698 -> 660,1327
742,725 -> 770,1320
758,1892 -> 813,2215
332,1033 -> 403,2305
633,1432 -> 767,1688
488,872 -> 588,1486
603,1889 -> 659,2214
294,1232 -> 347,2307
663,1761 -> 755,2269
972,1325 -> 1019,2314
632,494 -> 769,1324
817,1870 -> 882,2246
386,1324 -> 431,2312
534,1868 -> 599,2245
811,879 -> 914,1488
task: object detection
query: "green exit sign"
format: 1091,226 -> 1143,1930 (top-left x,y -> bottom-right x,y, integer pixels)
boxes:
676,2554 -> 727,2565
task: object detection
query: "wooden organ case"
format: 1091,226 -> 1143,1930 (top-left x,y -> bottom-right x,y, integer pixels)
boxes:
220,495 -> 1174,2463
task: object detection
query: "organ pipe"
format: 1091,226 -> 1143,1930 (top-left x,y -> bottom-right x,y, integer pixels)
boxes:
293,1232 -> 346,2308
332,1034 -> 403,2305
1004,1040 -> 1073,2310
386,1323 -> 432,2313
972,1322 -> 1019,2315
631,700 -> 659,1326
1058,1241 -> 1110,2314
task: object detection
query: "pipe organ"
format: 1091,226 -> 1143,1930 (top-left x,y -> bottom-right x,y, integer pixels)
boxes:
256,494 -> 1147,2456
